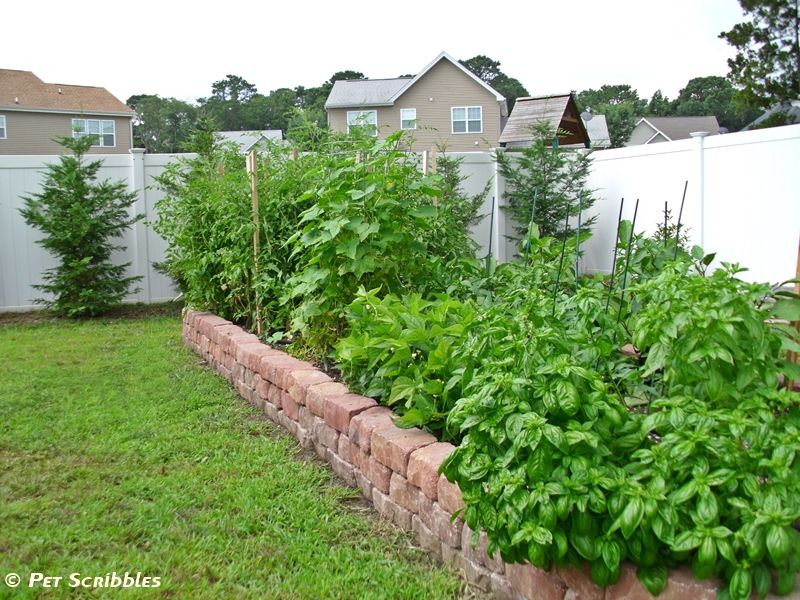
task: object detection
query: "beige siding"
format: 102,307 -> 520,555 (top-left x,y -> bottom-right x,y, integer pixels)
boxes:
327,60 -> 502,151
0,111 -> 132,155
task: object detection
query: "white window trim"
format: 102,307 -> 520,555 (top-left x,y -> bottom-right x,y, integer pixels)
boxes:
400,108 -> 417,130
346,110 -> 378,136
0,115 -> 6,139
71,118 -> 116,147
451,106 -> 483,134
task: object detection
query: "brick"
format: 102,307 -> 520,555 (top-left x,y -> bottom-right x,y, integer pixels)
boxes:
437,475 -> 465,516
236,342 -> 271,373
197,314 -> 230,338
211,323 -> 244,345
348,406 -> 395,452
491,573 -> 515,600
232,362 -> 246,384
372,488 -> 394,522
306,382 -> 349,417
371,425 -> 436,477
350,446 -> 369,472
298,407 -> 316,432
313,419 -> 339,450
282,393 -> 300,421
354,469 -> 373,500
295,423 -> 312,450
337,435 -> 352,463
441,543 -> 466,571
411,515 -> 442,563
407,442 -> 456,501
324,393 -> 378,433
255,376 -> 271,401
313,441 -> 328,461
254,348 -> 292,379
506,563 -> 566,600
365,455 -> 392,494
267,384 -> 282,408
329,451 -> 356,487
389,473 -> 421,513
605,564 -> 719,600
462,524 -> 503,573
463,557 -> 491,592
287,369 -> 332,405
243,367 -> 255,388
235,380 -> 253,401
263,402 -> 279,423
426,500 -> 462,549
263,355 -> 316,389
554,563 -> 602,600
278,411 -> 298,437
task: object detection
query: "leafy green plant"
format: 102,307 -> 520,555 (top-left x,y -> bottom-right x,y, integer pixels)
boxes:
497,122 -> 596,241
336,288 -> 477,439
19,135 -> 142,317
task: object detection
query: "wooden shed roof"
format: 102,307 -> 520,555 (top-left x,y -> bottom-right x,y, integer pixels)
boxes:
499,94 -> 589,147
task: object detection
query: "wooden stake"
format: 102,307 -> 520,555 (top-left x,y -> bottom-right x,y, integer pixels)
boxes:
422,150 -> 429,175
246,149 -> 263,336
430,146 -> 437,173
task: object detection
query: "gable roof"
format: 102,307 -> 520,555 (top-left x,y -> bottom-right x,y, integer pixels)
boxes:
0,69 -> 133,116
635,116 -> 720,141
324,51 -> 507,116
216,130 -> 283,152
499,94 -> 589,147
742,100 -> 800,130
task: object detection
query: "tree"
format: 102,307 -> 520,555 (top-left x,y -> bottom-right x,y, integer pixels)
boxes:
460,55 -> 529,112
648,90 -> 674,116
673,76 -> 758,130
720,0 -> 800,110
575,85 -> 647,147
199,74 -> 259,130
496,122 -> 596,241
19,136 -> 142,317
127,94 -> 198,153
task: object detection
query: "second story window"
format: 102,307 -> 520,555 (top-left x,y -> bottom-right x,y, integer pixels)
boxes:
346,110 -> 378,136
72,118 -> 116,147
400,108 -> 417,130
0,115 -> 6,139
451,106 -> 482,134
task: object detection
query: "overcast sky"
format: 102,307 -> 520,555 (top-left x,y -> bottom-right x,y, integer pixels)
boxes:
4,0 -> 745,105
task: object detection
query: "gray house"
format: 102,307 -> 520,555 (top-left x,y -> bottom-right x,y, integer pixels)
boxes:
627,116 -> 721,145
0,69 -> 133,155
216,130 -> 283,153
325,51 -> 508,151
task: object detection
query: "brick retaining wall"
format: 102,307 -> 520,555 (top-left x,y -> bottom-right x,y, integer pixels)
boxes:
182,309 -> 778,600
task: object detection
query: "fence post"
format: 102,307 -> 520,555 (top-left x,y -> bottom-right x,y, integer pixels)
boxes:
130,148 -> 150,303
246,150 -> 263,336
690,131 -> 709,250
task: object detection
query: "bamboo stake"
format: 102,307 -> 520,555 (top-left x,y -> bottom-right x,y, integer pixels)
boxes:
247,149 -> 263,336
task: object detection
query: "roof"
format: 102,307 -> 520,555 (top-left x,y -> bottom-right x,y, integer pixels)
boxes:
635,116 -> 721,141
324,51 -> 507,116
216,130 -> 283,152
499,94 -> 589,147
0,69 -> 133,116
582,113 -> 611,148
742,100 -> 800,130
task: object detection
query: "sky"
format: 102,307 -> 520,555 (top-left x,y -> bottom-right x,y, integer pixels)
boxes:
3,0 -> 745,105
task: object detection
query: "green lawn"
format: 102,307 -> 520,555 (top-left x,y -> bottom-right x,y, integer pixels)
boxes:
0,310 -> 473,599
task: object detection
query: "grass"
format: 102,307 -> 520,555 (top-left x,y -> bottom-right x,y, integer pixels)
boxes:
0,309 -> 476,599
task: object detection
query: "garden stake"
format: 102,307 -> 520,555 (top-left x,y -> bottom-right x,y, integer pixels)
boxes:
604,198 -> 625,316
526,189 -> 538,264
663,201 -> 668,247
246,149 -> 263,336
575,195 -> 583,288
616,198 -> 639,325
486,195 -> 496,276
551,207 -> 572,316
673,180 -> 688,259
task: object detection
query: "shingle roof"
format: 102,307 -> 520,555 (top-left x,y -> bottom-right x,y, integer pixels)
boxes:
499,94 -> 589,147
638,116 -> 720,140
325,78 -> 412,108
0,69 -> 133,115
216,130 -> 283,152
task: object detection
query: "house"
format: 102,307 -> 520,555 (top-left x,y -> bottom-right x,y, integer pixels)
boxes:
0,69 -> 133,155
498,94 -> 590,148
325,51 -> 508,151
627,116 -> 720,145
742,100 -> 800,130
216,130 -> 283,153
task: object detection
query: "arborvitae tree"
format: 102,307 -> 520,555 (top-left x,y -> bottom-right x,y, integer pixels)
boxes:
497,122 -> 596,241
19,135 -> 142,317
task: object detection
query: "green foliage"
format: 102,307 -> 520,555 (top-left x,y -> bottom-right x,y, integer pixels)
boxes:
19,135 -> 142,317
459,55 -> 529,112
575,85 -> 647,147
673,76 -> 758,131
127,94 -> 198,153
496,122 -> 596,242
336,289 -> 477,439
720,0 -> 800,111
435,151 -> 490,230
285,130 -> 477,354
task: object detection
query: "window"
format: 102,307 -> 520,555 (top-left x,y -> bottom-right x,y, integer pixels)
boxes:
400,108 -> 417,130
451,106 -> 482,134
72,118 -> 115,147
346,110 -> 377,136
0,115 -> 6,139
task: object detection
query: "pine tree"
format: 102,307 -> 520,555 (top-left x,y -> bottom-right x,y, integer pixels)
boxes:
19,135 -> 143,317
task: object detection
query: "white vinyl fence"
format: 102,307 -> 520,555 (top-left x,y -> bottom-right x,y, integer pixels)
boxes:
0,150 -> 182,312
2,125 -> 798,311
